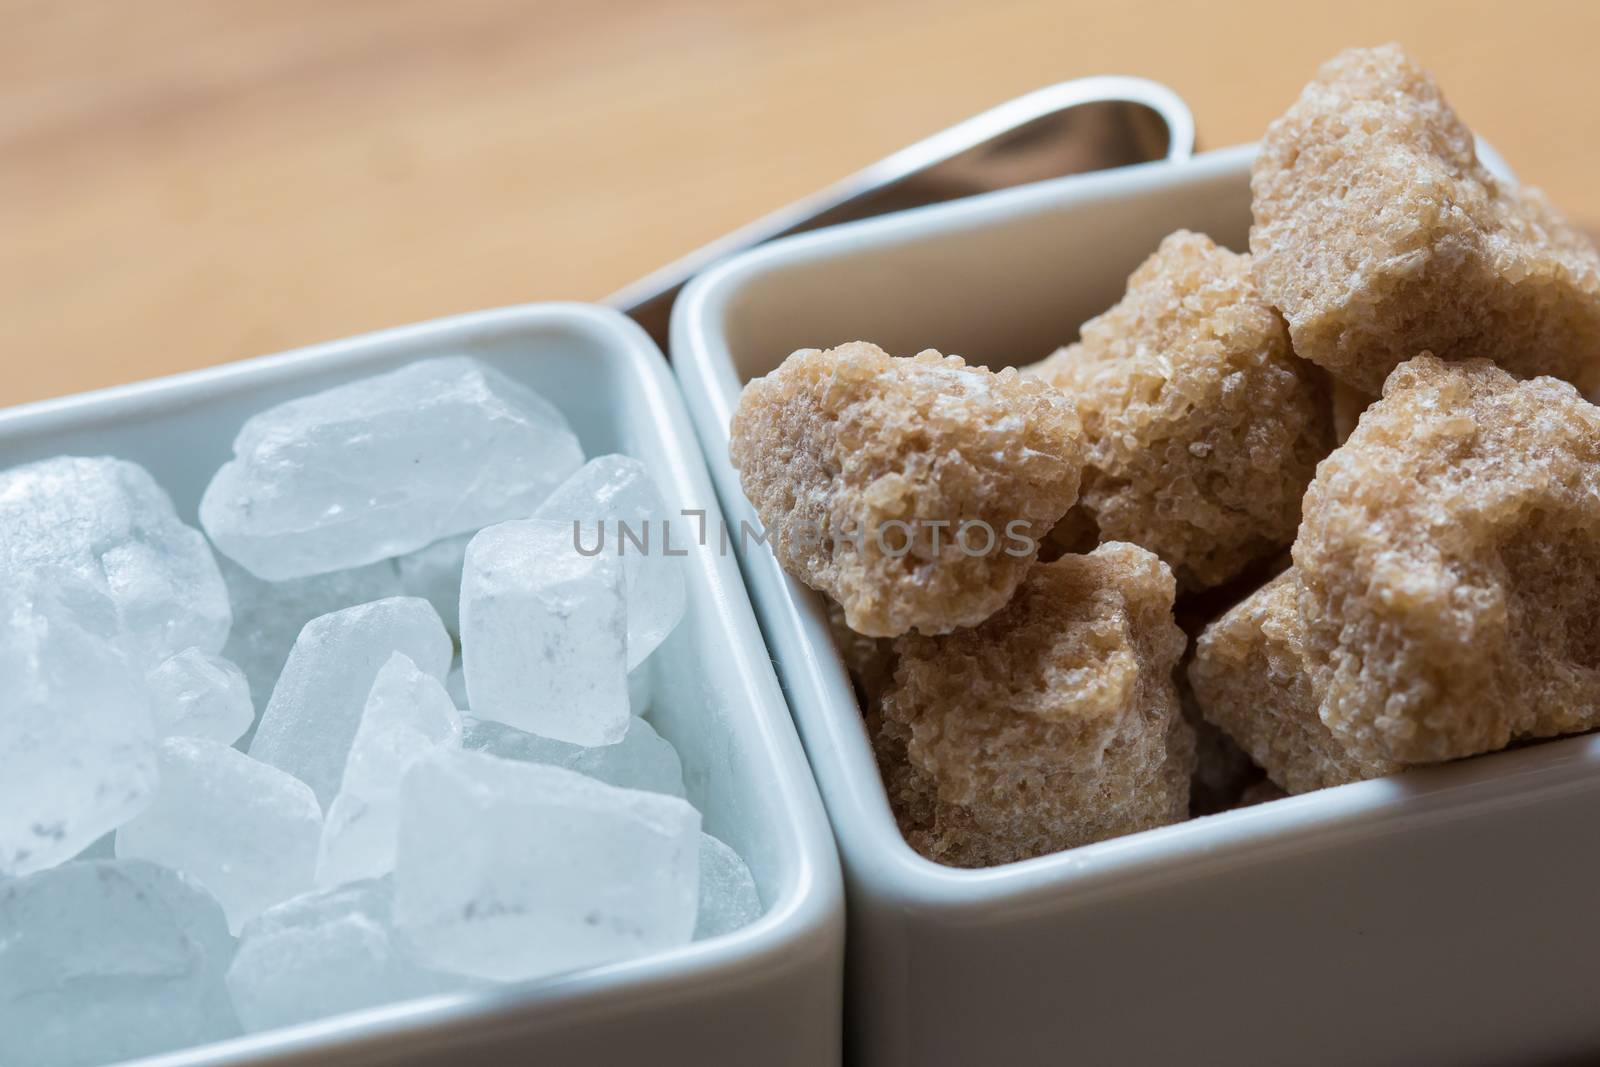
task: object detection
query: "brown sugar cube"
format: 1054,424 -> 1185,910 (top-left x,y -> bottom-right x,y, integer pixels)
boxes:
1251,44 -> 1600,396
874,542 -> 1194,867
1188,570 -> 1402,794
730,342 -> 1084,637
1028,231 -> 1332,592
1294,354 -> 1600,764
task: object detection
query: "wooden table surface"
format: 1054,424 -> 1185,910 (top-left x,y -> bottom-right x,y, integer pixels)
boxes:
6,0 -> 1599,406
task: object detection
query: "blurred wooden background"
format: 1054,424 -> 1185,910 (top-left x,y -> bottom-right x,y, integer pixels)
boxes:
5,0 -> 1598,405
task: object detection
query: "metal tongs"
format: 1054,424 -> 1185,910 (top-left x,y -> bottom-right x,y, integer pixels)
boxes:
608,76 -> 1195,349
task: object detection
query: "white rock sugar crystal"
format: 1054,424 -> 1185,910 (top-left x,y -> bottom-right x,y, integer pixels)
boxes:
462,714 -> 685,797
0,455 -> 230,665
534,455 -> 687,669
220,556 -> 404,714
146,647 -> 254,745
116,737 -> 323,933
694,833 -> 762,940
250,597 -> 451,808
461,520 -> 629,746
200,356 -> 584,581
394,749 -> 700,982
0,859 -> 240,1067
0,578 -> 157,876
227,879 -> 458,1033
319,653 -> 463,887
393,533 -> 471,637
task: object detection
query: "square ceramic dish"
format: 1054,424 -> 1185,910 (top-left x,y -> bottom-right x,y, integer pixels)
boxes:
672,146 -> 1600,1067
0,303 -> 844,1067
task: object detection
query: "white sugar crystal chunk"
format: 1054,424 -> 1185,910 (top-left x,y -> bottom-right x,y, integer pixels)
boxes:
462,715 -> 684,797
250,597 -> 451,808
227,880 -> 459,1033
394,749 -> 700,981
200,357 -> 584,580
0,859 -> 239,1067
147,647 -> 254,745
0,578 -> 157,876
694,833 -> 762,940
117,738 -> 323,933
461,520 -> 628,746
220,556 -> 403,715
534,455 -> 687,669
318,654 -> 462,887
393,533 -> 471,636
0,455 -> 230,664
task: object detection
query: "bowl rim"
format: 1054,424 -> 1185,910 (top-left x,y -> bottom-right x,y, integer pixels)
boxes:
0,302 -> 845,1067
669,144 -> 1600,914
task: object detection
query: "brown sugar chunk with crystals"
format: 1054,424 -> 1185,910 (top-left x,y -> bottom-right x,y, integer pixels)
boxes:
1028,231 -> 1331,592
729,343 -> 1084,637
1189,570 -> 1402,794
1251,44 -> 1600,396
1294,354 -> 1600,764
876,542 -> 1193,867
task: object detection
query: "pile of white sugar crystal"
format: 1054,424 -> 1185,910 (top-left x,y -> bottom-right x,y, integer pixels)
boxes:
0,356 -> 761,1067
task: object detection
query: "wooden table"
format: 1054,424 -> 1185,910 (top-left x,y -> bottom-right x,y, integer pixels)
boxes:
6,0 -> 1598,405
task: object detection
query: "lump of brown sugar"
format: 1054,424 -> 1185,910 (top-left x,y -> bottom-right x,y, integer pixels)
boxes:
1294,354 -> 1600,764
730,342 -> 1084,637
874,542 -> 1193,867
1251,44 -> 1600,396
1189,570 -> 1402,794
1028,231 -> 1332,592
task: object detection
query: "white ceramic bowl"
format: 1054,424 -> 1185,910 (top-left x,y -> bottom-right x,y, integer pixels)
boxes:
0,304 -> 844,1067
672,146 -> 1600,1067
